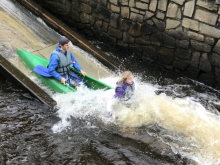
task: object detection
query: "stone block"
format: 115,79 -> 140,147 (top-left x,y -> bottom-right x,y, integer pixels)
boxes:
186,67 -> 200,80
196,0 -> 218,11
119,0 -> 128,5
109,36 -> 117,47
199,53 -> 212,72
92,10 -> 104,20
194,9 -> 218,26
129,44 -> 143,56
117,40 -> 128,50
149,0 -> 157,12
102,32 -> 109,42
190,51 -> 200,68
140,11 -> 146,15
171,0 -> 185,5
191,40 -> 211,52
166,27 -> 188,40
128,22 -> 142,36
131,8 -> 139,13
136,2 -> 148,10
80,13 -> 90,23
102,22 -> 109,32
166,3 -> 178,18
158,47 -> 174,65
215,67 -> 220,82
136,35 -> 150,44
150,32 -> 163,46
187,31 -> 204,41
94,20 -> 103,30
97,5 -> 111,18
214,39 -> 220,54
123,32 -> 135,43
129,0 -> 135,7
163,34 -> 175,48
173,60 -> 190,70
156,11 -> 165,20
147,20 -> 154,26
183,0 -> 195,17
120,19 -> 132,31
89,15 -> 95,26
108,27 -> 122,39
81,3 -> 92,13
204,36 -> 214,45
143,46 -> 157,60
100,0 -> 107,5
109,4 -> 120,13
110,0 -> 118,5
211,53 -> 220,67
153,18 -> 165,31
166,19 -> 180,30
177,8 -> 182,19
198,72 -> 214,86
158,0 -> 168,11
121,7 -> 129,18
142,23 -> 157,34
141,0 -> 149,3
182,18 -> 199,31
175,48 -> 192,59
88,1 -> 97,8
178,40 -> 189,49
199,23 -> 220,38
144,11 -> 154,20
110,13 -> 120,28
72,11 -> 80,22
130,12 -> 143,22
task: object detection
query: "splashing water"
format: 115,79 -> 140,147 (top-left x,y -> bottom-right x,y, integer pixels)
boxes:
51,75 -> 220,165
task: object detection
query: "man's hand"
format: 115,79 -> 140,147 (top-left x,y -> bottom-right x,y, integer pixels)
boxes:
80,70 -> 86,76
60,77 -> 66,85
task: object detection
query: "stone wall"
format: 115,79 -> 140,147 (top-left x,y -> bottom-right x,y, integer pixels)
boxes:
31,0 -> 220,87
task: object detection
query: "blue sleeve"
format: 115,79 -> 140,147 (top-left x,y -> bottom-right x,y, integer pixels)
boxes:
48,54 -> 62,81
69,51 -> 82,71
114,87 -> 125,98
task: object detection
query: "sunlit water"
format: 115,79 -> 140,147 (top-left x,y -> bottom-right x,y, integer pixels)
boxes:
1,0 -> 220,164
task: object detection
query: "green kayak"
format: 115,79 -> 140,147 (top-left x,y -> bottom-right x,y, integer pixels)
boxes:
16,49 -> 113,93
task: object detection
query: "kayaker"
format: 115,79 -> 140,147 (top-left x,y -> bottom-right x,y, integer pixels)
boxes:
114,71 -> 135,101
48,36 -> 86,86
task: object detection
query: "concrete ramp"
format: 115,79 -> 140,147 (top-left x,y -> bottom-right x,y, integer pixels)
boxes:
0,54 -> 57,108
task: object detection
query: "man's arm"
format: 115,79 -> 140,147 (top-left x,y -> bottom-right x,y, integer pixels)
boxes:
69,52 -> 82,71
70,51 -> 86,76
48,54 -> 62,81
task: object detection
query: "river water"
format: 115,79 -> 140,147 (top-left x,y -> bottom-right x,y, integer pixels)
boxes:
1,0 -> 220,164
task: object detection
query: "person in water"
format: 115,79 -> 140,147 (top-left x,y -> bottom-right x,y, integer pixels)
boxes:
114,71 -> 135,101
48,36 -> 86,87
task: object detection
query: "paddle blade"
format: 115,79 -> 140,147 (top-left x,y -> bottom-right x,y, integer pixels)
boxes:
34,65 -> 52,77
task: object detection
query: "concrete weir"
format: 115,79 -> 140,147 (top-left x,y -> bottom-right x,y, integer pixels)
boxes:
16,0 -> 118,71
0,54 -> 57,108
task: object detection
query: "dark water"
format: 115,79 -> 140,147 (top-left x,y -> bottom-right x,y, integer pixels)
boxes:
0,73 -> 195,165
